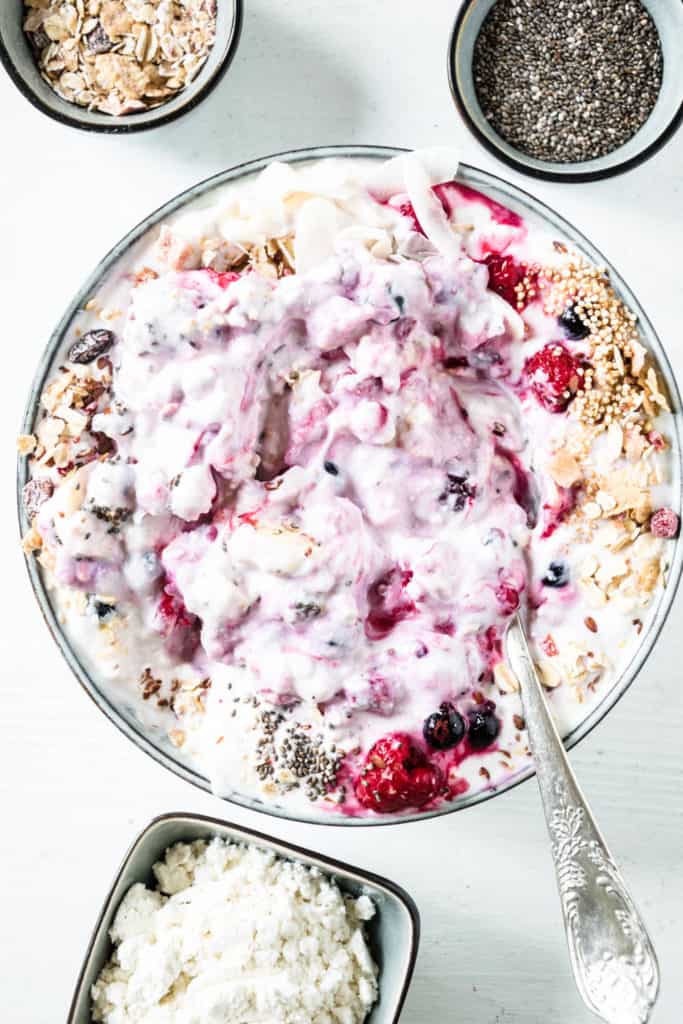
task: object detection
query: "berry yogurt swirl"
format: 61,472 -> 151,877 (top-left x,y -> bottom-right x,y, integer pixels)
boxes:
20,150 -> 678,817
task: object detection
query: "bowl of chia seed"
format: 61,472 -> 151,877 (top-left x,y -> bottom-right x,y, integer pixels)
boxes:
448,0 -> 683,182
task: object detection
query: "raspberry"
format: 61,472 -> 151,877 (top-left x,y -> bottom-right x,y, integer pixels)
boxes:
355,733 -> 442,813
482,253 -> 527,308
650,507 -> 680,539
395,200 -> 424,235
495,582 -> 520,615
365,567 -> 416,640
203,268 -> 240,288
524,343 -> 582,412
156,586 -> 200,658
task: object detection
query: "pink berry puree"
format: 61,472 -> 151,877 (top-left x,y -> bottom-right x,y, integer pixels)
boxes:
22,150 -> 678,818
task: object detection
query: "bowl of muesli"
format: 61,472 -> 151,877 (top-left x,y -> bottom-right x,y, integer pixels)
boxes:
0,0 -> 242,132
18,146 -> 682,824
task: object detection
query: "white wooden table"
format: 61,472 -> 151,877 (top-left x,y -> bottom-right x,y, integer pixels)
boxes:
1,2 -> 682,1020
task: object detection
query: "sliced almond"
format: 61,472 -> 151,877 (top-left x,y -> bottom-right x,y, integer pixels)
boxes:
494,661 -> 519,694
549,449 -> 582,488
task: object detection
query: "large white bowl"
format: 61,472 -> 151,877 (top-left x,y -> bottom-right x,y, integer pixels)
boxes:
18,145 -> 683,825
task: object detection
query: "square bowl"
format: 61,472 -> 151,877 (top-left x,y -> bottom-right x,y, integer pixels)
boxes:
68,811 -> 420,1023
0,0 -> 242,133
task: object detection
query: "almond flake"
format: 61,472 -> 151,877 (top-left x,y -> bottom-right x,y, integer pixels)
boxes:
549,449 -> 582,487
17,433 -> 38,455
537,660 -> 562,688
494,661 -> 519,693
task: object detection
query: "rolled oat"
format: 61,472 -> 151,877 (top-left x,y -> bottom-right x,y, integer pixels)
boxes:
23,0 -> 217,116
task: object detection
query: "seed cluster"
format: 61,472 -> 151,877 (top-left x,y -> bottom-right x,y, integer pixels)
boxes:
541,260 -> 666,431
253,708 -> 343,802
472,0 -> 663,163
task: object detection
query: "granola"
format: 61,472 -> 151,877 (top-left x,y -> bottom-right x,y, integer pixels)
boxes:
23,0 -> 216,116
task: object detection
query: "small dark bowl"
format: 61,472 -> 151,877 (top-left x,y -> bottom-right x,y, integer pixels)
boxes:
67,812 -> 420,1024
0,0 -> 242,133
448,0 -> 683,182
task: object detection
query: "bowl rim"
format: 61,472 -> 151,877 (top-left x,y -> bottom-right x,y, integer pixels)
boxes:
0,0 -> 243,134
67,809 -> 421,1024
447,0 -> 683,183
18,143 -> 683,826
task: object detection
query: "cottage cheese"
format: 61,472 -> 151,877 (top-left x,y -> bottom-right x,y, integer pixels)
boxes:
91,838 -> 378,1023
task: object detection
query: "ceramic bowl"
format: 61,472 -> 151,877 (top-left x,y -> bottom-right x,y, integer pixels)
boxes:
0,0 -> 242,133
448,0 -> 683,182
18,145 -> 683,825
67,811 -> 420,1023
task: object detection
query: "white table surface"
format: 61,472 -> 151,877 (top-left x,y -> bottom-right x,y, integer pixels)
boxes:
1,2 -> 682,1021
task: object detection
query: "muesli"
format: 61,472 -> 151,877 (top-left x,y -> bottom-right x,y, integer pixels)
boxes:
22,0 -> 216,116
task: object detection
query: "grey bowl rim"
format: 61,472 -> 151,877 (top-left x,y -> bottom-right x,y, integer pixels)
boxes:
17,143 -> 683,827
447,0 -> 683,184
66,809 -> 421,1024
0,0 -> 243,134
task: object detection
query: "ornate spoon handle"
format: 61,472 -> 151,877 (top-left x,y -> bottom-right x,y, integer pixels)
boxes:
505,615 -> 659,1024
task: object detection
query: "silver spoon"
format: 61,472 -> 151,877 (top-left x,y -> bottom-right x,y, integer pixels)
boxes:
505,614 -> 660,1024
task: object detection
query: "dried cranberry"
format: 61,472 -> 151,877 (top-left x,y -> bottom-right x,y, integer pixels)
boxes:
85,22 -> 113,54
355,733 -> 442,813
22,477 -> 53,520
524,343 -> 582,412
68,329 -> 115,365
650,507 -> 680,539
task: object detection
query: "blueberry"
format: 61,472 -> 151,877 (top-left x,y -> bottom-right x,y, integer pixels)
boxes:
542,561 -> 569,588
89,597 -> 115,620
467,704 -> 500,751
324,460 -> 339,476
423,702 -> 466,749
439,473 -> 475,512
558,305 -> 590,340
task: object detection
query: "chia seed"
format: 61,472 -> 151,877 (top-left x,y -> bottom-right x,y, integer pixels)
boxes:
472,0 -> 663,163
252,707 -> 343,801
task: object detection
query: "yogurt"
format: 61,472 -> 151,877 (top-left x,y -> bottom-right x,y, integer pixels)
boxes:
22,150 -> 677,817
